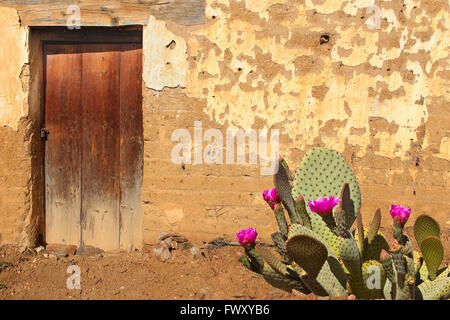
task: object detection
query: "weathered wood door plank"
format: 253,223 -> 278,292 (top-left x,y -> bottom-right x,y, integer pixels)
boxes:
119,44 -> 143,251
81,44 -> 121,252
44,44 -> 82,247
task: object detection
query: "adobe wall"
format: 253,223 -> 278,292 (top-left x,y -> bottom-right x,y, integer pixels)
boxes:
140,0 -> 449,244
0,1 -> 448,248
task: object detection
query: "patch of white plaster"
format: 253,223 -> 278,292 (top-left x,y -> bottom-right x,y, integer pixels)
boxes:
143,16 -> 187,91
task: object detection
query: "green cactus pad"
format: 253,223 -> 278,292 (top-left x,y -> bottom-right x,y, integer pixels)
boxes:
245,247 -> 265,273
383,279 -> 394,300
413,250 -> 422,278
286,235 -> 328,279
239,255 -> 260,273
367,209 -> 381,244
404,239 -> 415,279
273,204 -> 289,238
288,224 -> 347,285
288,224 -> 338,260
419,236 -> 444,281
256,246 -> 294,278
346,273 -> 368,299
390,248 -> 406,286
274,159 -> 296,221
334,184 -> 355,231
271,232 -> 289,261
285,232 -> 348,297
414,214 -> 440,247
395,275 -> 415,300
300,274 -> 329,296
362,234 -> 389,263
292,148 -> 361,255
261,264 -> 311,294
419,259 -> 430,281
402,236 -> 414,258
317,259 -> 348,297
294,194 -> 310,227
380,252 -> 396,286
405,255 -> 416,287
416,266 -> 450,300
338,232 -> 361,275
280,157 -> 294,181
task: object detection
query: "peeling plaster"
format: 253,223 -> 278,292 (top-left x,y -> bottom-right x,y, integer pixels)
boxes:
184,0 -> 449,160
143,16 -> 188,91
0,8 -> 29,130
436,137 -> 450,161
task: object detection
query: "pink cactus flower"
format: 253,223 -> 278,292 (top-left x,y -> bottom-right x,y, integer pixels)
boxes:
308,196 -> 341,217
262,188 -> 280,210
389,205 -> 411,226
236,228 -> 258,248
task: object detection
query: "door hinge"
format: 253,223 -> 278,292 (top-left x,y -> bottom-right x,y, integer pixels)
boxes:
40,128 -> 49,140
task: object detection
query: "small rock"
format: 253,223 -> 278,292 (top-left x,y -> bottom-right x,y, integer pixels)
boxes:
34,246 -> 45,253
65,245 -> 77,256
43,253 -> 49,258
195,288 -> 207,300
189,246 -> 199,259
114,286 -> 126,295
157,232 -> 169,239
291,289 -> 305,297
153,242 -> 171,261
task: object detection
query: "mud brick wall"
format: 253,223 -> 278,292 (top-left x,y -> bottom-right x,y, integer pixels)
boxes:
140,0 -> 450,244
0,1 -> 449,248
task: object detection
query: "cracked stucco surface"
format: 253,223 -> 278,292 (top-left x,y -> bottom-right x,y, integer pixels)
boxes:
179,0 -> 449,161
143,16 -> 187,91
0,7 -> 29,130
141,0 -> 449,242
1,1 -> 449,246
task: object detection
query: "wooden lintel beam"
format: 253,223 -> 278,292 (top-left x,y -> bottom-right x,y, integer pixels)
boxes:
0,0 -> 205,26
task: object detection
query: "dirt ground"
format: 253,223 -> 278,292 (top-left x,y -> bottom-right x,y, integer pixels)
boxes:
0,227 -> 448,300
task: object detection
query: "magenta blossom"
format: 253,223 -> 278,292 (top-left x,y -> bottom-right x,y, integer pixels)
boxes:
390,205 -> 411,226
308,196 -> 341,217
236,228 -> 258,248
262,188 -> 280,210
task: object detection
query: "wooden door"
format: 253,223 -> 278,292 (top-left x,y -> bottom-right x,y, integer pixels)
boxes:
44,43 -> 143,252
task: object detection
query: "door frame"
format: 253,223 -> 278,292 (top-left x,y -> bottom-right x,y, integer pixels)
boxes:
35,27 -> 144,252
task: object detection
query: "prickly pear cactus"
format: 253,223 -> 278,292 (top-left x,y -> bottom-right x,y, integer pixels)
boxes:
237,147 -> 449,300
413,215 -> 450,300
292,148 -> 361,255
